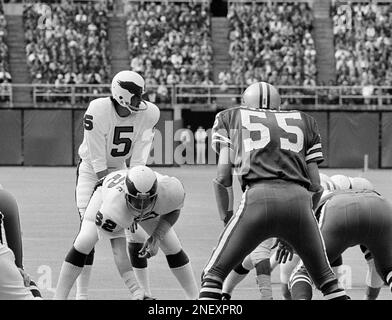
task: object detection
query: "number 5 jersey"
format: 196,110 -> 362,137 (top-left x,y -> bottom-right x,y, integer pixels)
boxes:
211,106 -> 324,190
78,97 -> 160,173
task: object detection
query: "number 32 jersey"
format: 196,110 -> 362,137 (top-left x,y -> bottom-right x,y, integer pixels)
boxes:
212,106 -> 324,190
78,97 -> 160,173
96,170 -> 185,236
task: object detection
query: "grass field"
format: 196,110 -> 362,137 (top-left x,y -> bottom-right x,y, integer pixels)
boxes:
1,165 -> 391,300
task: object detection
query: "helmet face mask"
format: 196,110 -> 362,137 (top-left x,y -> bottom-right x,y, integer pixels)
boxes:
125,192 -> 158,219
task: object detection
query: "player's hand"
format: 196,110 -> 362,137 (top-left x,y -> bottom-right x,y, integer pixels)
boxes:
129,221 -> 138,233
272,239 -> 294,264
138,236 -> 159,259
18,268 -> 31,287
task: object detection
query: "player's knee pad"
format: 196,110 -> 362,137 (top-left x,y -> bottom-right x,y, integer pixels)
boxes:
255,259 -> 270,276
85,248 -> 95,266
128,242 -> 147,268
65,246 -> 88,268
166,249 -> 189,269
234,262 -> 251,275
330,255 -> 343,267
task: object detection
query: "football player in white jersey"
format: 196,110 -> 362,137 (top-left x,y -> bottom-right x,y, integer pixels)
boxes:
54,166 -> 198,300
74,70 -> 160,299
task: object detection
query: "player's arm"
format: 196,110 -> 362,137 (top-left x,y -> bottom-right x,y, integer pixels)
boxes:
305,114 -> 324,210
138,209 -> 180,259
84,102 -> 109,177
211,111 -> 234,226
213,146 -> 234,226
307,162 -> 323,210
128,104 -> 160,167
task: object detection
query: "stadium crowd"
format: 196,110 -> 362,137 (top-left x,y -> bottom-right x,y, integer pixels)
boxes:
225,1 -> 316,87
333,1 -> 392,104
23,0 -> 110,94
0,4 -> 11,102
124,1 -> 213,103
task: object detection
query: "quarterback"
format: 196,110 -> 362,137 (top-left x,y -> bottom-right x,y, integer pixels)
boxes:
54,166 -> 198,300
74,70 -> 160,299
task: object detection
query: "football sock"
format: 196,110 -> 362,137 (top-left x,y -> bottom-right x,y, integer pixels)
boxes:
54,261 -> 83,299
290,268 -> 313,300
364,286 -> 381,300
321,279 -> 349,300
255,259 -> 272,300
76,265 -> 92,300
387,271 -> 392,293
128,242 -> 151,295
121,270 -> 144,300
222,270 -> 248,298
76,248 -> 94,300
166,250 -> 198,300
199,275 -> 222,300
281,283 -> 292,300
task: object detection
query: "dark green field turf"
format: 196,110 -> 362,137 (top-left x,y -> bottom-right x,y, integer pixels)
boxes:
0,166 -> 391,300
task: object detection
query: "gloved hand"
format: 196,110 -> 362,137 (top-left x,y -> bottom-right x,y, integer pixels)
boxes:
272,239 -> 294,264
138,236 -> 159,259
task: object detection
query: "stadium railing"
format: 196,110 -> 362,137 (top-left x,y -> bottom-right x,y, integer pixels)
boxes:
0,84 -> 391,110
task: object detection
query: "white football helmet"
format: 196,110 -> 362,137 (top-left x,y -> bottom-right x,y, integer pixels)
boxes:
320,173 -> 338,192
111,70 -> 147,113
125,166 -> 158,219
242,81 -> 281,110
330,174 -> 352,190
350,177 -> 375,191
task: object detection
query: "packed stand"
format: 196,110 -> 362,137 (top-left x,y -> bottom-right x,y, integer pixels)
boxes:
125,1 -> 213,104
23,1 -> 111,103
0,4 -> 12,103
226,1 -> 317,89
333,1 -> 392,105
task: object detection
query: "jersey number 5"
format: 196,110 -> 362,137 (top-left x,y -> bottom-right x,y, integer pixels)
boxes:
111,126 -> 133,157
241,110 -> 304,153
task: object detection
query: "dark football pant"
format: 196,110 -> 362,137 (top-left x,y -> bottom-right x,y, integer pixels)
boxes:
0,189 -> 23,269
319,192 -> 392,286
202,181 -> 336,291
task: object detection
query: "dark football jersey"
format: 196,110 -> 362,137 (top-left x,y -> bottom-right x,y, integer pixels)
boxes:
211,106 -> 324,190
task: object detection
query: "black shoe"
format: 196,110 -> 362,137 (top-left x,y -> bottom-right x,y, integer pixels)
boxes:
222,293 -> 231,300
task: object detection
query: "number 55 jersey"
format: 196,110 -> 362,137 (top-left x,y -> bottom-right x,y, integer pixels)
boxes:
211,106 -> 324,190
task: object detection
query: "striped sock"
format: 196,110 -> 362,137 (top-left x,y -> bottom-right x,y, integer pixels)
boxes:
387,271 -> 392,293
322,279 -> 349,300
290,274 -> 313,300
199,277 -> 222,300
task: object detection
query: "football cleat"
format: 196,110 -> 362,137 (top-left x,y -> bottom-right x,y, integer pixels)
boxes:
242,81 -> 281,110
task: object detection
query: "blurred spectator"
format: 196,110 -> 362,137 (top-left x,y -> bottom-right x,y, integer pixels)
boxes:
333,1 -> 392,87
23,1 -> 110,87
125,1 -> 213,86
227,2 -> 317,86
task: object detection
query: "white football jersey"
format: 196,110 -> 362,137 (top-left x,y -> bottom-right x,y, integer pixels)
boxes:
78,97 -> 160,173
95,170 -> 185,235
